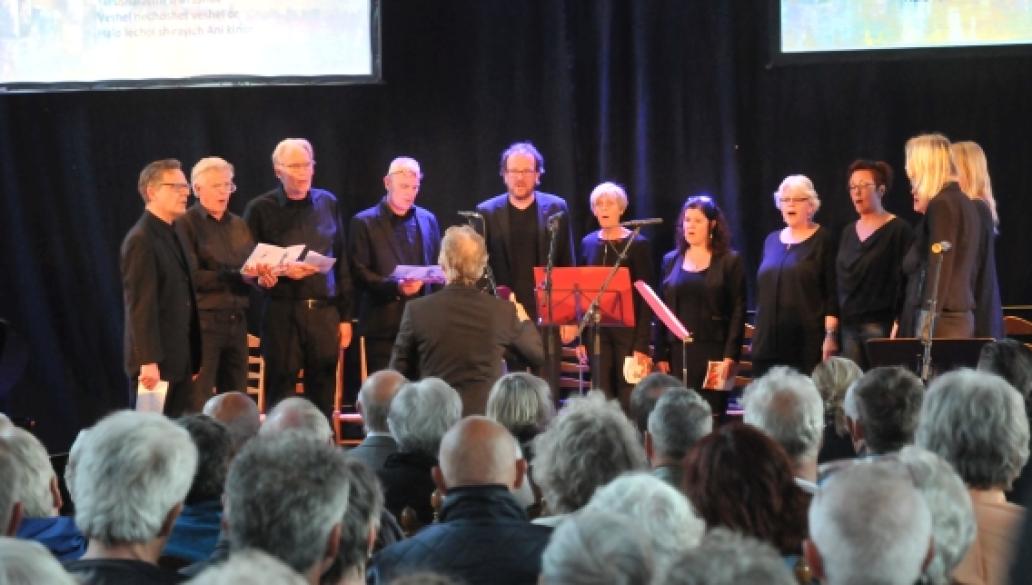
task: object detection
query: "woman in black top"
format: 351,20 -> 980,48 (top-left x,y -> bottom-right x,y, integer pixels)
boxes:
836,160 -> 914,369
898,134 -> 981,338
577,182 -> 655,410
752,175 -> 838,377
655,195 -> 745,417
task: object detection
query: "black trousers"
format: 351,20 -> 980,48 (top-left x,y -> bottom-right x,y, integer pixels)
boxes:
261,299 -> 340,420
364,336 -> 395,376
190,309 -> 249,410
587,326 -> 635,412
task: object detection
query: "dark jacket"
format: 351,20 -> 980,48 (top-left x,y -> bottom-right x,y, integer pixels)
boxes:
348,433 -> 399,472
121,211 -> 201,380
368,485 -> 552,585
65,559 -> 185,585
377,450 -> 439,528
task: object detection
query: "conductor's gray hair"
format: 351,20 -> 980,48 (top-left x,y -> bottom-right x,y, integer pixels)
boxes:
916,369 -> 1030,490
0,537 -> 78,585
540,509 -> 653,585
70,411 -> 197,545
647,388 -> 712,459
532,391 -> 647,514
387,378 -> 462,456
742,366 -> 824,461
654,527 -> 796,585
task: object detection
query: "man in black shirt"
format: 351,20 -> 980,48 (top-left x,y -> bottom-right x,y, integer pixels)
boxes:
475,142 -> 575,390
175,157 -> 256,411
243,139 -> 353,421
350,157 -> 441,373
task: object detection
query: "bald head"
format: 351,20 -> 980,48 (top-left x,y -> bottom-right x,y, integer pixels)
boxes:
203,392 -> 260,453
262,397 -> 334,444
358,370 -> 406,433
437,416 -> 520,489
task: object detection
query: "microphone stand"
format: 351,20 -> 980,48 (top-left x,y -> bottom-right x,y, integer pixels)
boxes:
575,227 -> 643,391
920,246 -> 949,382
542,217 -> 560,388
466,215 -> 498,296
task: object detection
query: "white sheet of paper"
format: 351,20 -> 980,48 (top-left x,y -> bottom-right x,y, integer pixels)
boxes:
302,250 -> 337,274
136,380 -> 168,413
241,243 -> 305,273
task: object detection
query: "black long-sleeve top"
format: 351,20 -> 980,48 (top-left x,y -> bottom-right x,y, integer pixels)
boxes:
175,203 -> 255,311
973,199 -> 1003,338
836,217 -> 913,326
243,186 -> 353,320
579,231 -> 655,353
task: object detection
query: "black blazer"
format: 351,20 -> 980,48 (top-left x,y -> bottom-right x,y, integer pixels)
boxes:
121,211 -> 201,381
349,202 -> 441,339
389,284 -> 545,416
475,192 -> 575,293
655,249 -> 747,362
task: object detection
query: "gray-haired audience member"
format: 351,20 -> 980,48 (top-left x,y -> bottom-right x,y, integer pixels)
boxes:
645,388 -> 712,487
350,369 -> 406,472
321,457 -> 390,585
380,378 -> 463,528
187,548 -> 308,585
202,391 -> 261,454
0,537 -> 78,585
540,508 -> 653,585
370,416 -> 550,585
805,459 -> 933,585
163,415 -> 233,564
0,426 -> 84,560
628,372 -> 684,432
387,573 -> 459,585
64,410 -> 199,585
224,433 -> 350,584
897,445 -> 976,585
485,372 -> 555,448
742,366 -> 824,487
654,527 -> 796,585
261,396 -> 335,444
843,366 -> 923,456
0,438 -> 19,536
532,391 -> 647,523
583,472 -> 705,562
916,369 -> 1030,585
811,356 -> 862,463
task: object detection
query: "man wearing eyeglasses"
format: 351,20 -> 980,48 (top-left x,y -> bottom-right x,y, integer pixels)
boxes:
243,138 -> 354,422
475,141 -> 575,390
175,157 -> 256,410
121,158 -> 201,416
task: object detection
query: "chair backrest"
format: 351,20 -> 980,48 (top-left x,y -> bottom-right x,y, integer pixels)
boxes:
1004,315 -> 1032,336
246,333 -> 266,413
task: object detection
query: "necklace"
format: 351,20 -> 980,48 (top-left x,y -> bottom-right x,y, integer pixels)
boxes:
601,237 -> 623,266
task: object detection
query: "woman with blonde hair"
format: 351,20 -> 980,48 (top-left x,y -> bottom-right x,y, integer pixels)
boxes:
897,133 -> 981,338
951,140 -> 1003,339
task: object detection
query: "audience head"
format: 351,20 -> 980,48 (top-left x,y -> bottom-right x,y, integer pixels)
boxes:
323,457 -> 384,584
434,416 -> 523,492
388,378 -> 462,458
842,366 -> 924,455
188,548 -> 308,585
645,388 -> 712,463
584,472 -> 705,560
383,157 -> 423,216
388,572 -> 460,585
806,458 -> 932,585
203,392 -> 261,454
682,423 -> 810,555
655,527 -> 797,585
897,446 -> 977,585
904,132 -> 953,213
977,338 -> 1032,406
438,225 -> 489,286
175,415 -> 232,505
742,366 -> 824,468
485,372 -> 555,441
0,438 -> 23,535
540,508 -> 653,585
0,537 -> 78,585
224,433 -> 350,579
950,140 -> 997,226
357,369 -> 407,434
0,427 -> 59,519
675,194 -> 732,255
0,413 -> 11,431
532,391 -> 647,515
916,368 -> 1030,490
262,396 -> 334,444
811,356 -> 862,438
629,372 -> 684,432
69,410 -> 197,546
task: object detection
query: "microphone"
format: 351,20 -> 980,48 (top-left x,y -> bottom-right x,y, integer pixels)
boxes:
620,218 -> 663,228
457,210 -> 482,219
931,240 -> 953,254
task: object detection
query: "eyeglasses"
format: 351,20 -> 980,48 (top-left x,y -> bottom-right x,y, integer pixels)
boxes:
280,161 -> 316,171
848,182 -> 876,192
777,196 -> 810,204
210,182 -> 237,193
504,169 -> 538,177
160,182 -> 191,192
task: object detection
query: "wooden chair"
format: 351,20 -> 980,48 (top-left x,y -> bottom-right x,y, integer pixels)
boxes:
1004,315 -> 1032,336
332,333 -> 365,446
733,323 -> 756,389
245,333 -> 266,413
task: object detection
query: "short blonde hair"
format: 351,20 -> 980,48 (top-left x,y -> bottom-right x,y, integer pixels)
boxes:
951,141 -> 997,226
773,174 -> 821,214
589,181 -> 628,213
271,138 -> 314,166
439,225 -> 488,286
191,156 -> 234,186
905,133 -> 954,205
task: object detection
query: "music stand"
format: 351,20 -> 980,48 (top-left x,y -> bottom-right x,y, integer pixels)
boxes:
866,337 -> 994,380
635,280 -> 693,387
534,267 -> 635,393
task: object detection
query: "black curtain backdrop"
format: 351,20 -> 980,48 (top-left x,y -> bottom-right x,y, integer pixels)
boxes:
2,1 -> 1030,450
